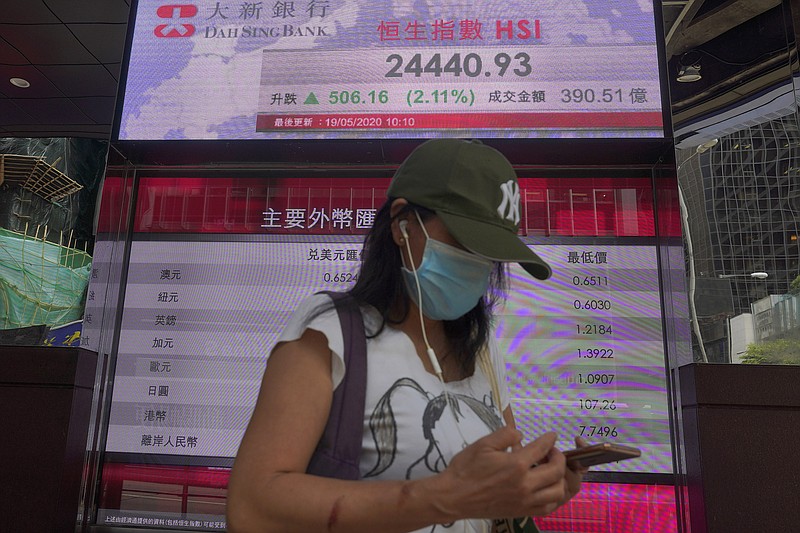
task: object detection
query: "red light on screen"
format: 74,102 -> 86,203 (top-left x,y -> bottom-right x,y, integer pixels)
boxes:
98,463 -> 677,532
130,176 -> 673,238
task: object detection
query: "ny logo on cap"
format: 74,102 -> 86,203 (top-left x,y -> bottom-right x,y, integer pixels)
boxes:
497,180 -> 520,225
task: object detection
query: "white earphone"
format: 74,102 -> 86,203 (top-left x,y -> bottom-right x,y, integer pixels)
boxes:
398,215 -> 443,378
399,219 -> 409,238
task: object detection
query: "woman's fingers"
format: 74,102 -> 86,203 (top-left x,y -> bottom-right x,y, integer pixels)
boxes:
475,425 -> 524,452
524,476 -> 568,508
517,431 -> 557,466
443,429 -> 579,519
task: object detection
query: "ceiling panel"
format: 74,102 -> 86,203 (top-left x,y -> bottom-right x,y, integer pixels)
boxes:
0,36 -> 30,65
68,23 -> 128,64
38,65 -> 119,97
13,98 -> 95,125
104,62 -> 122,80
0,24 -> 97,65
0,1 -> 125,137
0,3 -> 60,24
45,0 -> 131,24
72,96 -> 117,124
0,65 -> 63,98
0,99 -> 37,125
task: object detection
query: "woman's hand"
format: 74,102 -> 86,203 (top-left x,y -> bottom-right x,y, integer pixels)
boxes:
428,428 -> 568,520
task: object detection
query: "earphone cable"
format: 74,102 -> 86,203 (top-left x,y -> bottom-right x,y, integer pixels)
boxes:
402,215 -> 470,448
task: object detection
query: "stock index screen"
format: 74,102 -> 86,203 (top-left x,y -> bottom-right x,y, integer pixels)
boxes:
85,175 -> 680,530
117,1 -> 664,140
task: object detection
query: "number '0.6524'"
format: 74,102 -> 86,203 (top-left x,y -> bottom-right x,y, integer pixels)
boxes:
385,52 -> 532,78
323,272 -> 358,283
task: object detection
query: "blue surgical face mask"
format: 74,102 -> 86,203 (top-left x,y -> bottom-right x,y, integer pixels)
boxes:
401,212 -> 494,320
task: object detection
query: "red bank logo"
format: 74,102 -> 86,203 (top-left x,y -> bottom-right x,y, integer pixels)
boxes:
154,5 -> 198,38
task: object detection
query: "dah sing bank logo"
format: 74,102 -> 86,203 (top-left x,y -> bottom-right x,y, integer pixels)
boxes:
154,5 -> 198,38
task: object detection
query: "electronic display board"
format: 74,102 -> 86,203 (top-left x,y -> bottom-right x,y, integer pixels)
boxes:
501,242 -> 671,472
118,1 -> 664,140
102,237 -> 671,473
87,175 -> 680,529
90,175 -> 674,468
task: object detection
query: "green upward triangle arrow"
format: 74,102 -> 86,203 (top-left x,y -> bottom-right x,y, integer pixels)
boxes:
304,92 -> 320,105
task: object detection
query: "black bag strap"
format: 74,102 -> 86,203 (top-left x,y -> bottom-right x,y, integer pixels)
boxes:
305,291 -> 367,480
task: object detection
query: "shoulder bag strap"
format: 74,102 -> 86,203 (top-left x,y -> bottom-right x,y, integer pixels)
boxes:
305,291 -> 367,480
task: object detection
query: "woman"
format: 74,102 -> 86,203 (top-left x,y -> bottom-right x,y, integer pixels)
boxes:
227,139 -> 586,532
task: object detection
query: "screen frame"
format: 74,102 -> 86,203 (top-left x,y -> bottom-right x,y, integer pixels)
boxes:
110,0 -> 675,166
90,165 -> 681,480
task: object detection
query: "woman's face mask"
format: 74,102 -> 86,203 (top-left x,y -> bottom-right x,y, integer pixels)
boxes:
401,212 -> 494,320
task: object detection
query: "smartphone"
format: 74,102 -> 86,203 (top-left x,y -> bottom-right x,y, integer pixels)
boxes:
563,442 -> 641,468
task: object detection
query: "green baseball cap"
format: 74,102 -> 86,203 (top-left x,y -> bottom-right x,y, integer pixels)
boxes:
388,139 -> 552,280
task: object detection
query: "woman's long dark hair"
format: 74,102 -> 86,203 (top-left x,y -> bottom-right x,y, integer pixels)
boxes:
347,198 -> 508,376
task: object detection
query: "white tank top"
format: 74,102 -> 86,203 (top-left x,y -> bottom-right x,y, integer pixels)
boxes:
273,293 -> 512,533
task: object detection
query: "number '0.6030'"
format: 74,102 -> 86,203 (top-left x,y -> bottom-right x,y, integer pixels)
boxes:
573,299 -> 612,310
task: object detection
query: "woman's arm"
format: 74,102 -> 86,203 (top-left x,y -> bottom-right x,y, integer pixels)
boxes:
227,329 -> 569,533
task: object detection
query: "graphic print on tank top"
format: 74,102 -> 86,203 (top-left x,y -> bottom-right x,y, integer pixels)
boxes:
364,376 -> 504,478
363,377 -> 504,532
